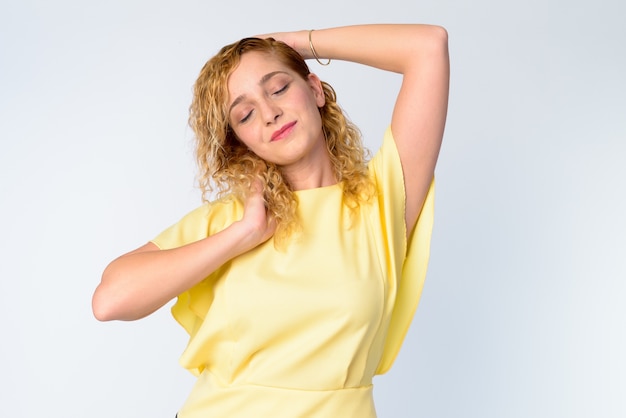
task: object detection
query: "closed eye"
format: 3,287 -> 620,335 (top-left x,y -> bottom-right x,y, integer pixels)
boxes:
240,110 -> 253,124
273,83 -> 290,96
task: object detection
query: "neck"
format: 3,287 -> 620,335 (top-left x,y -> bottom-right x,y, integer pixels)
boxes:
281,151 -> 336,191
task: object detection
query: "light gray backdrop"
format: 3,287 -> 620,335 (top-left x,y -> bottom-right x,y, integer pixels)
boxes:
1,0 -> 624,417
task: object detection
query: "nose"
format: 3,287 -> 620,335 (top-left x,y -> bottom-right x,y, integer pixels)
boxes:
260,99 -> 282,125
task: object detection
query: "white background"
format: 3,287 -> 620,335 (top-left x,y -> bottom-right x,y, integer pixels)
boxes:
1,0 -> 625,417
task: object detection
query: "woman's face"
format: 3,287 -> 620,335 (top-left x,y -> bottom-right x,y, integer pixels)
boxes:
227,51 -> 327,169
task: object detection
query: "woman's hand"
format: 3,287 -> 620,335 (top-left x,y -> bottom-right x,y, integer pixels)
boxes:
254,30 -> 312,59
237,180 -> 277,250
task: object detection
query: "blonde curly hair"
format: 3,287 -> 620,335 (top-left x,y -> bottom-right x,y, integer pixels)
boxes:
189,37 -> 374,246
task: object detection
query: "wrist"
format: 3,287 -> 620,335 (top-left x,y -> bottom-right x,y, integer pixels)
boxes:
229,218 -> 271,254
308,29 -> 331,66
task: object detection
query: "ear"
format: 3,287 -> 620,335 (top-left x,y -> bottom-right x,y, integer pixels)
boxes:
307,73 -> 326,108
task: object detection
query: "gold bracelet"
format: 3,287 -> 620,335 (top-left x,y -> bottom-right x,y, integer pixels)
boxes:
308,29 -> 331,66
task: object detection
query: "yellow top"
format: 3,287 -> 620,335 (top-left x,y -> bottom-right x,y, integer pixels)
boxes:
152,127 -> 435,417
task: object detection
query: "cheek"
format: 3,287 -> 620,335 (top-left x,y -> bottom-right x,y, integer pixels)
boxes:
304,92 -> 324,119
233,126 -> 265,155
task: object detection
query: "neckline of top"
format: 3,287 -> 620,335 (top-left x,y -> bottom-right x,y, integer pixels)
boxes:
293,182 -> 342,196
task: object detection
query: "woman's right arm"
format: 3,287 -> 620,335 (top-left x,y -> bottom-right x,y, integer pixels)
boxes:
92,187 -> 275,322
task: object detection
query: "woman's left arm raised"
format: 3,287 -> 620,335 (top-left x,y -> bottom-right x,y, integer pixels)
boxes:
265,24 -> 450,237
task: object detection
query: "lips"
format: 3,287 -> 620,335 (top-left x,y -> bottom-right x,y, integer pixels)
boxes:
271,121 -> 297,142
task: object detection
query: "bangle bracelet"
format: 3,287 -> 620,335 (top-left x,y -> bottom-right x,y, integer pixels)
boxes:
308,29 -> 331,66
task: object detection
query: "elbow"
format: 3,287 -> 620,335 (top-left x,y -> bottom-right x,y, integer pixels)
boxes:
434,25 -> 449,44
92,274 -> 156,322
423,25 -> 449,54
92,267 -> 129,321
92,284 -> 118,322
92,287 -> 142,322
412,25 -> 449,72
400,25 -> 449,72
92,292 -> 151,322
92,264 -> 118,321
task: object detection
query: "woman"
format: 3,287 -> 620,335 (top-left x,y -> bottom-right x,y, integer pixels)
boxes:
93,24 -> 449,417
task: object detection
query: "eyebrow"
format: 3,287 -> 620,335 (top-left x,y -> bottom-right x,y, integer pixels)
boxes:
228,71 -> 290,115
